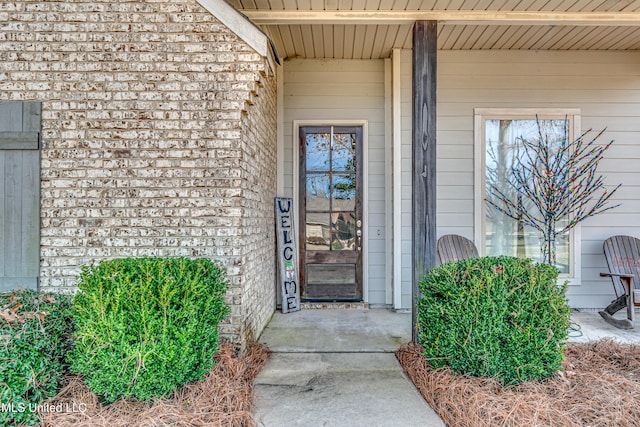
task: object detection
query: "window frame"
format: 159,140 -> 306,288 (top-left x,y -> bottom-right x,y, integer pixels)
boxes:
473,108 -> 582,285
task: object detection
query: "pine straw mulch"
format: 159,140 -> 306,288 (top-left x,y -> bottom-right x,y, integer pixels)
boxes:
40,342 -> 271,427
397,339 -> 640,427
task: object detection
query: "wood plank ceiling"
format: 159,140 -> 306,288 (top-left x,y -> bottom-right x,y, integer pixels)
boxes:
227,0 -> 640,59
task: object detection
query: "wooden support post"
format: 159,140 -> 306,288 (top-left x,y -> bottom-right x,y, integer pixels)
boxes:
412,21 -> 437,343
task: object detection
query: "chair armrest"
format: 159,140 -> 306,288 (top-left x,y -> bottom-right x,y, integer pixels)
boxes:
600,272 -> 634,279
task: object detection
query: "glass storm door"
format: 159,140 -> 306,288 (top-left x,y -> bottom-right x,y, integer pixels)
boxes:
299,126 -> 363,301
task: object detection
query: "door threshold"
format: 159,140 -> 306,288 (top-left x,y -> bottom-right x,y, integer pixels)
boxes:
300,302 -> 369,310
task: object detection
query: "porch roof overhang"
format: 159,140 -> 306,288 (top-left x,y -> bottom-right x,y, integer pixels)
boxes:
228,0 -> 640,59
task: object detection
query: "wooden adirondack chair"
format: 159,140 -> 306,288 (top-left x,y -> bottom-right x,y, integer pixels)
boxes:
599,235 -> 640,329
437,234 -> 479,265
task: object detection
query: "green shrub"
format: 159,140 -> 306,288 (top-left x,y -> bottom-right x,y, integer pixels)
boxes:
70,257 -> 230,402
418,256 -> 570,385
0,289 -> 74,426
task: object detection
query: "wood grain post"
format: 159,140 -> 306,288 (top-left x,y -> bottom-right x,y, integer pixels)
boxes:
412,21 -> 437,343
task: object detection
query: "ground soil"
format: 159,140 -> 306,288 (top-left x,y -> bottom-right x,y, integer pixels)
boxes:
397,339 -> 640,427
40,342 -> 271,427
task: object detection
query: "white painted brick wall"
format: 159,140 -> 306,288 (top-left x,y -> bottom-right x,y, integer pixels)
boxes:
0,0 -> 277,347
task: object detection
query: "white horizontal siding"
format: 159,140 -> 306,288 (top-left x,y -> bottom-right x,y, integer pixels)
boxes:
282,50 -> 639,310
282,58 -> 387,304
398,49 -> 640,309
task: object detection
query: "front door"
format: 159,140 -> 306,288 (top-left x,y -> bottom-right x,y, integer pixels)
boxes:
299,126 -> 363,301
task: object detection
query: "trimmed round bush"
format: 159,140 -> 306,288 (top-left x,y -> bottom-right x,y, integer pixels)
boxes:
0,290 -> 73,426
418,256 -> 570,385
70,257 -> 230,402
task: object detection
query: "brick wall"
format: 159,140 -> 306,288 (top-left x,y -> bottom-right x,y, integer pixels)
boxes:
238,77 -> 277,346
0,0 -> 277,346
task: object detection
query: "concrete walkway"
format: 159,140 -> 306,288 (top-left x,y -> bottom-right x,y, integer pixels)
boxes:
253,308 -> 640,427
253,309 -> 445,427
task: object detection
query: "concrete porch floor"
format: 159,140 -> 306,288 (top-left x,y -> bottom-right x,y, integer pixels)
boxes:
258,307 -> 640,350
253,308 -> 640,427
568,309 -> 640,343
257,308 -> 411,353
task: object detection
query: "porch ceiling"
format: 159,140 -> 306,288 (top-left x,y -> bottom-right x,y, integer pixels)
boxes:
228,0 -> 640,59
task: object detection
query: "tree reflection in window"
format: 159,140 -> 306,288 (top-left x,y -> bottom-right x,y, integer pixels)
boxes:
304,128 -> 358,252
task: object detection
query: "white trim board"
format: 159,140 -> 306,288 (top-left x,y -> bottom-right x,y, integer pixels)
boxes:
384,57 -> 393,306
392,49 -> 403,310
243,10 -> 640,26
276,65 -> 284,195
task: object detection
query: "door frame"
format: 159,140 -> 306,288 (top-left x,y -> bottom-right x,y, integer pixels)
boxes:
293,120 -> 369,303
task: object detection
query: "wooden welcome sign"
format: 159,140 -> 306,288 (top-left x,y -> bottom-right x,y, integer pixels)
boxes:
275,197 -> 301,313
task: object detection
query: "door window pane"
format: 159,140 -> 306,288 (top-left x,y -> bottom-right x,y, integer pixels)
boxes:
306,213 -> 330,250
306,133 -> 330,171
331,213 -> 356,251
306,174 -> 330,211
332,174 -> 356,211
332,132 -> 356,172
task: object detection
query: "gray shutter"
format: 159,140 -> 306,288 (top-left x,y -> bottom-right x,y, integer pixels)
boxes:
0,102 -> 41,291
